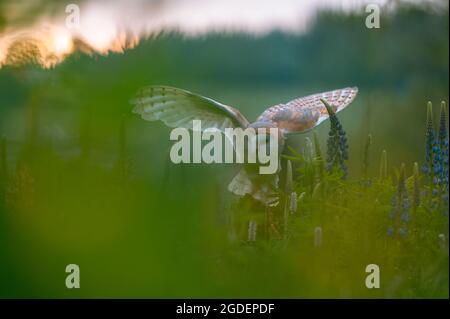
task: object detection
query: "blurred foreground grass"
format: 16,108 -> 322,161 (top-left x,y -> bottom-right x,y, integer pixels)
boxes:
0,91 -> 447,298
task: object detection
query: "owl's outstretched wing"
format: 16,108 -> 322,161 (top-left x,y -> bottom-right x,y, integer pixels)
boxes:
256,87 -> 358,135
131,86 -> 249,131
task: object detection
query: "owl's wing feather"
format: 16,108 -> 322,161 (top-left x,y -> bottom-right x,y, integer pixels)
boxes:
131,86 -> 249,131
256,87 -> 358,134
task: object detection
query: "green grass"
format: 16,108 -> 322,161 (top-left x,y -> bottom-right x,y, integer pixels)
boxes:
227,102 -> 449,298
0,96 -> 448,298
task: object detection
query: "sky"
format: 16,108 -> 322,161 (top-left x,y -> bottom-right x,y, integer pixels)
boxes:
0,0 -> 445,67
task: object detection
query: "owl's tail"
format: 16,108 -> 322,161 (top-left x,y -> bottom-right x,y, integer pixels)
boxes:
228,168 -> 280,207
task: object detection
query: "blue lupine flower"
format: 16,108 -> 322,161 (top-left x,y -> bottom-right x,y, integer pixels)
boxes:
422,102 -> 449,209
400,212 -> 410,222
399,227 -> 408,238
402,198 -> 410,210
388,164 -> 410,238
438,102 -> 449,192
387,226 -> 394,237
423,102 -> 436,175
390,207 -> 397,219
322,99 -> 349,179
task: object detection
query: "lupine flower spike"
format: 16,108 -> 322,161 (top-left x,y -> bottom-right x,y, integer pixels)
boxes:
321,98 -> 349,179
423,101 -> 449,209
413,162 -> 421,209
388,164 -> 410,237
423,101 -> 435,176
438,102 -> 448,194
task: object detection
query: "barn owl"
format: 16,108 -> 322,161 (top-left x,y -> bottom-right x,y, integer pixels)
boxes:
132,86 -> 358,206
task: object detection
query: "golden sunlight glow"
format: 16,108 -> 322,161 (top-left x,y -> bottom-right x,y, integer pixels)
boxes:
52,28 -> 74,56
0,0 -> 439,68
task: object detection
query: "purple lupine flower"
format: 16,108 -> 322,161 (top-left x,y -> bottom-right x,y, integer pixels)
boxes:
322,99 -> 349,179
388,164 -> 410,238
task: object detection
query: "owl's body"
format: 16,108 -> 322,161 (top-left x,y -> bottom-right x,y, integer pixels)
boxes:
132,86 -> 358,206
